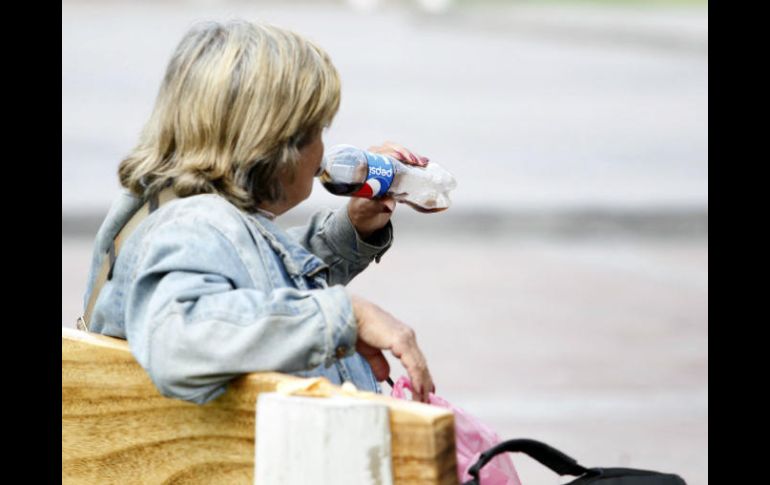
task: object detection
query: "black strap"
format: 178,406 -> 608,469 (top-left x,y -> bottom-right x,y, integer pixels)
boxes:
148,191 -> 160,213
466,439 -> 588,483
81,187 -> 177,330
106,241 -> 117,280
106,191 -> 162,282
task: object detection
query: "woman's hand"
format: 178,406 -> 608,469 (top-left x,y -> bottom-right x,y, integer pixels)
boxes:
368,141 -> 429,168
349,292 -> 435,403
347,141 -> 430,239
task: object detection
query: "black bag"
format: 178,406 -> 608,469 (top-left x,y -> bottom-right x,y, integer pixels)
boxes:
462,438 -> 687,485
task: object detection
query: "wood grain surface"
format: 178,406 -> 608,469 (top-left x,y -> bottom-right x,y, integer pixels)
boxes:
62,327 -> 457,484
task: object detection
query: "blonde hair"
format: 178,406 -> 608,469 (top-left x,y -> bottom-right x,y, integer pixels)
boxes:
118,20 -> 341,211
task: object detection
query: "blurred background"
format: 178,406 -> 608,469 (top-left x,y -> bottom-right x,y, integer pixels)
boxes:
62,0 -> 707,483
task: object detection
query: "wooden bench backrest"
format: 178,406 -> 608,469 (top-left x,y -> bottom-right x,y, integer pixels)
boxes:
62,327 -> 457,484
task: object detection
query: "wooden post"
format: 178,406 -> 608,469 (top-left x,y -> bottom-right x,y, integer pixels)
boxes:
255,393 -> 393,485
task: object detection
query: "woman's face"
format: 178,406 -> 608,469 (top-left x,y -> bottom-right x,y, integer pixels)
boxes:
269,132 -> 324,215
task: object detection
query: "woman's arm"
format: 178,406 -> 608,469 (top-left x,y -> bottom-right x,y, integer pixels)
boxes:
286,206 -> 393,286
287,141 -> 429,285
125,215 -> 434,404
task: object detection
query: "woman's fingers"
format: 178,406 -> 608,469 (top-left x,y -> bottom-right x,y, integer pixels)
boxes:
350,294 -> 433,403
383,141 -> 418,164
379,196 -> 396,213
349,196 -> 394,216
406,360 -> 434,403
383,141 -> 429,167
389,328 -> 433,403
347,197 -> 396,238
368,141 -> 429,167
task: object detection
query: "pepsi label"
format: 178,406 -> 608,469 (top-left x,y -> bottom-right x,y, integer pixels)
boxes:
352,152 -> 395,198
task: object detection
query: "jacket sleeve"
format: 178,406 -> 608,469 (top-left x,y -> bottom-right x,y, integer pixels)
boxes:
286,206 -> 393,286
124,217 -> 358,405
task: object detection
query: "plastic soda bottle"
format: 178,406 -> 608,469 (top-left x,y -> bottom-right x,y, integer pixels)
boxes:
318,144 -> 457,213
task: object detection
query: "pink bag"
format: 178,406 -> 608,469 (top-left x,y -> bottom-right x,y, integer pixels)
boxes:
390,376 -> 522,485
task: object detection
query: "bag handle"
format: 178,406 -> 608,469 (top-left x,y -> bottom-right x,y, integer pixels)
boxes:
464,438 -> 588,484
77,187 -> 177,331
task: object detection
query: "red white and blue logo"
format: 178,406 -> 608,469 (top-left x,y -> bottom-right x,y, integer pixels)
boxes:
353,152 -> 394,198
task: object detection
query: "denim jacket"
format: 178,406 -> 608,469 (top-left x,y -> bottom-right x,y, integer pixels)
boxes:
83,191 -> 393,404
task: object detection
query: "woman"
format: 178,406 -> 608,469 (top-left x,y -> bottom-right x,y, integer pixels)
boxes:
81,20 -> 435,404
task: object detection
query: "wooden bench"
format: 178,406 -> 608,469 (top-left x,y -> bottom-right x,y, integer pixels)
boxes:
62,327 -> 458,484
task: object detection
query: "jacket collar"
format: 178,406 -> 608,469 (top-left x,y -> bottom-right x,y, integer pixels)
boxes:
247,212 -> 329,278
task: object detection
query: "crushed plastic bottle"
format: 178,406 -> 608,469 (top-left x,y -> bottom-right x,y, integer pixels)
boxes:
318,144 -> 457,213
